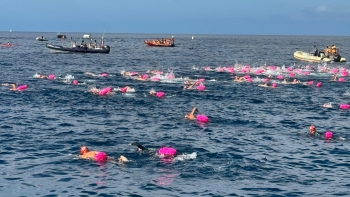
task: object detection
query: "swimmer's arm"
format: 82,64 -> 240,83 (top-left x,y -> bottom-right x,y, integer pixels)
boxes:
108,156 -> 129,164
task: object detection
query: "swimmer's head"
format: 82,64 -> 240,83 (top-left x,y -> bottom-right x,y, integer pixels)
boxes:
130,142 -> 146,151
80,146 -> 89,155
149,91 -> 156,95
310,125 -> 316,134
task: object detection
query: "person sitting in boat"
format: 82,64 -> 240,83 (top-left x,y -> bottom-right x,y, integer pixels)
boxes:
324,46 -> 331,58
81,40 -> 86,48
312,45 -> 318,56
72,41 -> 76,47
331,44 -> 337,55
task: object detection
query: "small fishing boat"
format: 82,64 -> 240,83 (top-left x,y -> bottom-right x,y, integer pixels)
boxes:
46,37 -> 110,53
57,32 -> 66,39
144,37 -> 175,47
36,36 -> 48,41
294,51 -> 346,63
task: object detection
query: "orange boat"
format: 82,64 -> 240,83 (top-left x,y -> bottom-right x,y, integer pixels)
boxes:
144,37 -> 175,47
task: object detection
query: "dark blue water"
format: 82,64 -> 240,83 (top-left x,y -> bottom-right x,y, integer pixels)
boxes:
1,32 -> 350,197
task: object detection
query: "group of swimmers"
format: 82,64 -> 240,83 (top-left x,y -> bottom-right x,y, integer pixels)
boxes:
80,106 -> 205,164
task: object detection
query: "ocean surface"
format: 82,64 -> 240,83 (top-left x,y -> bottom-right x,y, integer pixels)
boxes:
0,32 -> 350,197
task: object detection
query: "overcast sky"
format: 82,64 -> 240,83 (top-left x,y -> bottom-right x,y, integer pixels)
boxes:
2,0 -> 350,35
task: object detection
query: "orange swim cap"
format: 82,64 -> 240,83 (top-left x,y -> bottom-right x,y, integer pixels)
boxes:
80,146 -> 89,155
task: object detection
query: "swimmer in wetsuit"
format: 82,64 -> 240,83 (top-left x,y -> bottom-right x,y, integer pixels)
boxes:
185,107 -> 199,120
80,146 -> 129,163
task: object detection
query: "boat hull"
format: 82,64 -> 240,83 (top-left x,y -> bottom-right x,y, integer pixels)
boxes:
144,38 -> 175,47
294,51 -> 346,63
36,37 -> 48,41
46,43 -> 110,54
144,41 -> 174,47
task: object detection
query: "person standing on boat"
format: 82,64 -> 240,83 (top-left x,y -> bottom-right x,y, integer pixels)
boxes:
312,45 -> 318,56
331,44 -> 337,55
324,46 -> 331,58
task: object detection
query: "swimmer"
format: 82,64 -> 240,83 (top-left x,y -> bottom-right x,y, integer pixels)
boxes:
330,75 -> 338,82
33,73 -> 47,79
183,82 -> 196,90
291,79 -> 300,84
185,80 -> 196,85
234,76 -> 245,82
6,42 -> 11,46
308,126 -> 346,140
85,72 -> 97,76
120,86 -> 135,92
282,79 -> 287,84
258,83 -> 269,87
309,125 -> 317,135
122,71 -> 132,77
185,107 -> 198,120
85,72 -> 108,77
149,90 -> 157,96
146,69 -> 160,74
80,146 -> 129,163
2,83 -> 24,91
133,75 -> 147,81
323,103 -> 334,108
90,87 -> 100,94
130,142 -> 177,158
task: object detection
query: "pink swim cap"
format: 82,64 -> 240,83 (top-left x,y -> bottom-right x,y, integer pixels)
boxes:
95,152 -> 108,162
99,87 -> 112,95
48,74 -> 55,79
339,78 -> 345,82
197,85 -> 206,91
197,114 -> 209,122
101,73 -> 108,77
340,104 -> 350,109
152,77 -> 160,81
73,80 -> 78,85
325,131 -> 333,139
158,147 -> 177,156
142,74 -> 149,79
120,87 -> 127,93
156,91 -> 165,98
17,84 -> 28,91
272,83 -> 277,88
316,82 -> 322,87
244,75 -> 251,79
